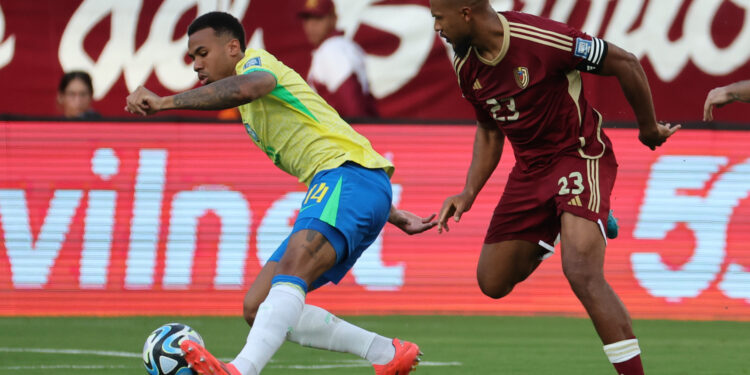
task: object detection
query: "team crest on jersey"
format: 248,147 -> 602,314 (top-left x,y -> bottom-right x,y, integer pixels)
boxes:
514,67 -> 529,89
242,57 -> 261,70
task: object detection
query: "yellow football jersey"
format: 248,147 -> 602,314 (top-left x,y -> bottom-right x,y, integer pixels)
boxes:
234,48 -> 394,185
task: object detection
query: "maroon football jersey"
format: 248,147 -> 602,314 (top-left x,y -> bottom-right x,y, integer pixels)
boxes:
454,11 -> 611,172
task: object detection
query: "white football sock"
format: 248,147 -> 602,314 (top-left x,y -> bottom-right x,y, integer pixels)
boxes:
365,335 -> 396,365
286,304 -> 394,365
230,283 -> 305,375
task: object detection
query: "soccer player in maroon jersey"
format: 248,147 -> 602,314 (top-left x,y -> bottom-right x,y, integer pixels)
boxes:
431,1 -> 679,374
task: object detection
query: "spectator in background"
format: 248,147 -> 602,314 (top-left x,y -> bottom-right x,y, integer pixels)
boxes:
703,80 -> 750,121
299,0 -> 378,118
57,71 -> 100,119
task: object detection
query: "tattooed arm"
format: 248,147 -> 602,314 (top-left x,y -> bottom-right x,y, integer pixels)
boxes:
125,71 -> 276,116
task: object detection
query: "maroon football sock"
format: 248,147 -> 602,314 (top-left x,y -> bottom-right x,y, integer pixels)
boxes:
612,354 -> 644,375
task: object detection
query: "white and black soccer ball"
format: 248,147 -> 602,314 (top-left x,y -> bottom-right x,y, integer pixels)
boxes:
143,323 -> 204,375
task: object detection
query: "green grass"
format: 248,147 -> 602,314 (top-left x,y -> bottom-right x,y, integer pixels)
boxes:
0,315 -> 748,374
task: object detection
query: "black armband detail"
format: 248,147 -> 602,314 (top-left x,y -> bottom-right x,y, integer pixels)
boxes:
574,37 -> 608,73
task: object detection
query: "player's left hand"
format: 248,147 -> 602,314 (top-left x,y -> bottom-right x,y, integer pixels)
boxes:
388,209 -> 437,235
638,122 -> 681,151
125,86 -> 163,116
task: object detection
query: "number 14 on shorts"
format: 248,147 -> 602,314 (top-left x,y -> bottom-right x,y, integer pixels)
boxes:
304,182 -> 329,204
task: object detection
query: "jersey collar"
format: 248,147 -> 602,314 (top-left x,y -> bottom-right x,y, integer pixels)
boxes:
474,12 -> 511,66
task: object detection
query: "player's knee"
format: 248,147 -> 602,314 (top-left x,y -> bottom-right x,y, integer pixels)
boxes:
242,300 -> 259,326
477,274 -> 515,299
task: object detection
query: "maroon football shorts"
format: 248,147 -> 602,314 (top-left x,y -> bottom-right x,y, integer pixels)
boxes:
484,148 -> 618,256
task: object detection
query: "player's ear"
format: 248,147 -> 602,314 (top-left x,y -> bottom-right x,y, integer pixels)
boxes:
460,6 -> 472,22
227,38 -> 242,57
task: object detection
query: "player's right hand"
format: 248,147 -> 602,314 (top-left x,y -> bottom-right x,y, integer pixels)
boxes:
125,86 -> 163,116
437,192 -> 475,234
638,122 -> 680,151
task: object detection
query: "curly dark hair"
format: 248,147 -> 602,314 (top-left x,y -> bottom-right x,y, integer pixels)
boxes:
188,12 -> 246,52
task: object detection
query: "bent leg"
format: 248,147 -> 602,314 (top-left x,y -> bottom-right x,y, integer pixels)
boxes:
476,240 -> 547,299
560,213 -> 643,374
241,226 -> 337,327
242,259 -> 394,367
560,212 -> 633,343
231,229 -> 337,375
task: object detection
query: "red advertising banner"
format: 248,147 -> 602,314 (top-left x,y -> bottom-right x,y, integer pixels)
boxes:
0,1 -> 749,122
1,121 -> 750,320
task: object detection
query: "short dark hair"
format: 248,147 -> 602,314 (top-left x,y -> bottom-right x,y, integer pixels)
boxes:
188,12 -> 246,52
58,71 -> 93,95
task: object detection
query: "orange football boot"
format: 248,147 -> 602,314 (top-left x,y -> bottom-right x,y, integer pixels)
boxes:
180,340 -> 241,375
372,338 -> 422,375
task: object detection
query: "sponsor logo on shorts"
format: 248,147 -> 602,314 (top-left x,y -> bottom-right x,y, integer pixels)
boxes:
568,195 -> 583,207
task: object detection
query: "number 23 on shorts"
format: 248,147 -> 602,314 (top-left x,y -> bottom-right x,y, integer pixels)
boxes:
558,171 -> 584,195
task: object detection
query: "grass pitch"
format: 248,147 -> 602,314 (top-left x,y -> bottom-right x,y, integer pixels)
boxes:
0,315 -> 748,374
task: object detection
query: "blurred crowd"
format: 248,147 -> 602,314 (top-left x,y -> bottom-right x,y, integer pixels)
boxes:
46,0 -> 748,122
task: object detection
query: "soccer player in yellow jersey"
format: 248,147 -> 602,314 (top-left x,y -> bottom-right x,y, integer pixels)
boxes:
126,11 -> 434,375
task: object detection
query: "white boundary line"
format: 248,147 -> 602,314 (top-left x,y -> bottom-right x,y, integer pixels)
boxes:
0,365 -> 128,370
0,347 -> 462,370
0,347 -> 140,358
267,360 -> 462,370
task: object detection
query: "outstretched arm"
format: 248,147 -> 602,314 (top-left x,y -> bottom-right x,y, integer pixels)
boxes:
597,42 -> 680,150
438,120 -> 504,233
125,71 -> 276,116
703,80 -> 750,121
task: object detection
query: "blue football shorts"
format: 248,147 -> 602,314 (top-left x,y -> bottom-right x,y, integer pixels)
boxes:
268,161 -> 393,290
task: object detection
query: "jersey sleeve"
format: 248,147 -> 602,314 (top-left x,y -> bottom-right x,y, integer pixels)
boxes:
236,49 -> 279,80
571,33 -> 608,73
516,13 -> 608,73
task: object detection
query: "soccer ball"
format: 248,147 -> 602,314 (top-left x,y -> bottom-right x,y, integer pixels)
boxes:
143,323 -> 204,375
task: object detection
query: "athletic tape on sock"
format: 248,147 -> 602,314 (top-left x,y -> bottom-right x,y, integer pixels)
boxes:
603,338 -> 641,363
